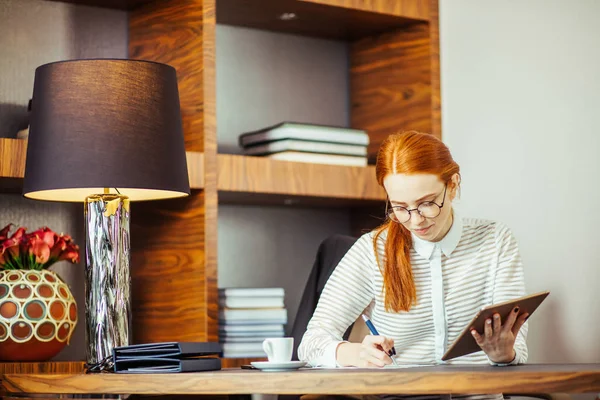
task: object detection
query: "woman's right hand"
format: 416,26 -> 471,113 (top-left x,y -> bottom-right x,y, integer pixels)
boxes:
337,335 -> 395,367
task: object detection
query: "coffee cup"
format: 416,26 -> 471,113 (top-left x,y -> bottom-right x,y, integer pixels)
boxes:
262,337 -> 293,363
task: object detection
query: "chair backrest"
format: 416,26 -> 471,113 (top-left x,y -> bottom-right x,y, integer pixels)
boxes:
291,234 -> 370,359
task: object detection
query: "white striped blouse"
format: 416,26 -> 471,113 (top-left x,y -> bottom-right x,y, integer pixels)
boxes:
298,215 -> 528,370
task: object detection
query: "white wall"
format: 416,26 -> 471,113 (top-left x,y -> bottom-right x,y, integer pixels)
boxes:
440,0 -> 600,363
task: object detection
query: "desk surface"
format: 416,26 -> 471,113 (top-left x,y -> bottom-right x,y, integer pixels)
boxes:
1,364 -> 599,395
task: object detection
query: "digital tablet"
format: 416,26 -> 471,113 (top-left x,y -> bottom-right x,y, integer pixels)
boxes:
441,291 -> 550,361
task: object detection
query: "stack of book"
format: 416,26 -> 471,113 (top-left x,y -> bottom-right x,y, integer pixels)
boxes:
238,122 -> 370,166
218,287 -> 287,358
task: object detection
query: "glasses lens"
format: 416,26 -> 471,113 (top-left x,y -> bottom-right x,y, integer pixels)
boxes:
418,202 -> 441,218
389,208 -> 410,223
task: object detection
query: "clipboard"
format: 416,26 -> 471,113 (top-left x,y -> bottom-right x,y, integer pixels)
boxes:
441,291 -> 550,361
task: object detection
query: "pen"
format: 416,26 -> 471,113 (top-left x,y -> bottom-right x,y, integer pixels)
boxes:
361,314 -> 398,366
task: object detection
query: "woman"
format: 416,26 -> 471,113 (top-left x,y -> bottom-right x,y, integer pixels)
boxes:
298,131 -> 529,398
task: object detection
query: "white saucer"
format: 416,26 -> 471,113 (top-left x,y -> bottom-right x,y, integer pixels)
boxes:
251,361 -> 307,372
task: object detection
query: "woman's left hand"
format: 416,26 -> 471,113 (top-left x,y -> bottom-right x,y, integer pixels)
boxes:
471,307 -> 529,363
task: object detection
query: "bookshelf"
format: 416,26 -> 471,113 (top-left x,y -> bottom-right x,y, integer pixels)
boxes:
2,0 -> 440,369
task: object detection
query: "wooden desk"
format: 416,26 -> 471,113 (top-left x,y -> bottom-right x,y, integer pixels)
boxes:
1,364 -> 599,396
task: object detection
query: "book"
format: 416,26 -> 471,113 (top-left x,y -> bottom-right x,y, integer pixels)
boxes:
267,151 -> 367,166
219,296 -> 285,309
218,288 -> 285,297
221,336 -> 280,343
219,308 -> 288,325
218,324 -> 284,333
238,122 -> 369,147
242,139 -> 367,157
221,342 -> 265,353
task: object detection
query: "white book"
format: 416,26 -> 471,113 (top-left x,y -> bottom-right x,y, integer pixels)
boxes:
268,151 -> 368,166
219,324 -> 284,333
220,329 -> 285,338
222,336 -> 274,343
219,288 -> 285,297
238,122 -> 369,147
222,350 -> 267,358
221,342 -> 265,352
243,139 -> 367,157
219,308 -> 288,325
219,296 -> 285,309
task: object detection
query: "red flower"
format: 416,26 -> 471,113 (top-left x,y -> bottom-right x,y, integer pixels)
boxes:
0,224 -> 79,270
27,236 -> 51,265
31,227 -> 57,248
0,224 -> 13,241
58,245 -> 80,264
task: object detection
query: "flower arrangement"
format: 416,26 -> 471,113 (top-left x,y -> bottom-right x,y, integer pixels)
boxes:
0,224 -> 80,270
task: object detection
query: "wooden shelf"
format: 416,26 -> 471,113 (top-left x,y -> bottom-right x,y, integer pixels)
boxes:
47,0 -> 430,40
0,139 -> 385,206
0,361 -> 85,374
0,138 -> 205,191
217,0 -> 429,40
217,154 -> 386,206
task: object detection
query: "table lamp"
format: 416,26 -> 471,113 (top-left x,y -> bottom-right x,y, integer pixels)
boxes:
22,59 -> 190,367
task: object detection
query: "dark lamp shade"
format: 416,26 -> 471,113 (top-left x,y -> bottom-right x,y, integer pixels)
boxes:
23,59 -> 190,202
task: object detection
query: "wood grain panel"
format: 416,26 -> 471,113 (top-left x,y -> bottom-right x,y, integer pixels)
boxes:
0,362 -> 84,374
3,364 -> 600,395
130,193 -> 207,343
350,22 -> 434,161
220,357 -> 266,369
0,138 -> 204,189
186,151 -> 205,189
429,0 -> 441,138
217,0 -> 420,40
0,139 -> 26,178
45,0 -> 152,10
217,154 -> 385,201
201,0 -> 219,344
130,0 -> 206,153
128,1 -> 218,344
299,0 -> 430,20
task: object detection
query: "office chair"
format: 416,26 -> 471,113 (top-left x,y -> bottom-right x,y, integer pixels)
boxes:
288,234 -> 570,400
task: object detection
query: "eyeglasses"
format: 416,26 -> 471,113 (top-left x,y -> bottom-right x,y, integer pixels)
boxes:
386,185 -> 447,223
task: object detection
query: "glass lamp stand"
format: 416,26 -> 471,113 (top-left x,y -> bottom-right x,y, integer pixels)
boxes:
84,189 -> 131,366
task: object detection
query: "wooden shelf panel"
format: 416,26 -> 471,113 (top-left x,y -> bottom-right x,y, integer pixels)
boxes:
0,142 -> 384,205
47,0 -> 430,24
217,154 -> 386,205
0,138 -> 204,190
0,139 -> 26,179
217,0 -> 426,41
0,361 -> 84,374
300,0 -> 430,21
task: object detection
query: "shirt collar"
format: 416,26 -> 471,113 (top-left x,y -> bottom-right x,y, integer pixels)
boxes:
411,212 -> 463,260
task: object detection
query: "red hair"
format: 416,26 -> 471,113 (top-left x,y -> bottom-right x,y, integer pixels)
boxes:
373,131 -> 460,312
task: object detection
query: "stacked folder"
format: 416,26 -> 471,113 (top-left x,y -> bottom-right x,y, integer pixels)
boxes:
219,287 -> 287,358
112,342 -> 222,373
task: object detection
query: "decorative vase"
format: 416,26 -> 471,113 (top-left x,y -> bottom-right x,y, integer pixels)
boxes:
0,269 -> 77,361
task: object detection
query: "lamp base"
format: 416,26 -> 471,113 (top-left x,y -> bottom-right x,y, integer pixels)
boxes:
84,194 -> 131,367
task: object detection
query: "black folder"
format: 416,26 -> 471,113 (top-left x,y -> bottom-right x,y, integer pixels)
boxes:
113,342 -> 222,373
